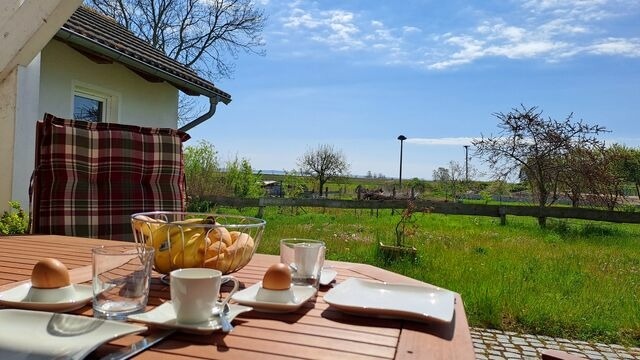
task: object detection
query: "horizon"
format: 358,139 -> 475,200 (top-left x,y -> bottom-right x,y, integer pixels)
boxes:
189,0 -> 640,181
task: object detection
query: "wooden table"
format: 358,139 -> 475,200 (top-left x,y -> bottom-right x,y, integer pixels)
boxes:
0,235 -> 475,359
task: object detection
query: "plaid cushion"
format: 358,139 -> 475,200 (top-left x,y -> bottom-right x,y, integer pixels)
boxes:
30,114 -> 190,241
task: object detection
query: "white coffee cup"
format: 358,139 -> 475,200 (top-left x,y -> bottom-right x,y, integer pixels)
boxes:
294,242 -> 324,277
170,268 -> 239,324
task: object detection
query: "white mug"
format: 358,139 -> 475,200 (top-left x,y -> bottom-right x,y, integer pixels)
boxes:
170,268 -> 239,324
293,242 -> 324,277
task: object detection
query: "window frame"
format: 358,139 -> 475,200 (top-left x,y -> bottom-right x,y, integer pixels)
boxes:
71,82 -> 120,123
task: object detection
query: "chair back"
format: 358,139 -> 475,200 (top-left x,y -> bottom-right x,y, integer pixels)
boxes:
30,113 -> 190,241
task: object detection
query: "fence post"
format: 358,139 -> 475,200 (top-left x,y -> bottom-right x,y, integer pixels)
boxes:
257,198 -> 265,218
499,206 -> 506,225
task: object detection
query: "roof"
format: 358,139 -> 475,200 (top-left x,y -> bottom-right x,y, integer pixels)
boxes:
55,6 -> 231,104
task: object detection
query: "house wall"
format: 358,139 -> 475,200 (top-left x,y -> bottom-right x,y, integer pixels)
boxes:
39,39 -> 178,127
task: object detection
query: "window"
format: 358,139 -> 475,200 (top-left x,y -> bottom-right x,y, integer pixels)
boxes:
72,83 -> 119,123
73,93 -> 105,122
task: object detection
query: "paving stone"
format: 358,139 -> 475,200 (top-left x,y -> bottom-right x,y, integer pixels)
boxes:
578,344 -> 596,351
471,328 -> 640,360
587,354 -> 604,360
504,351 -> 523,359
600,353 -> 620,359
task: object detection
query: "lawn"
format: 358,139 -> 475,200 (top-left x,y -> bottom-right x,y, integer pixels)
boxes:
217,205 -> 640,346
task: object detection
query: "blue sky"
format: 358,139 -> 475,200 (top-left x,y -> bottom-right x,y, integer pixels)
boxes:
189,0 -> 640,180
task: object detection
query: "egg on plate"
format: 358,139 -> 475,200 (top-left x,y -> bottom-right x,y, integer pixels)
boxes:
31,258 -> 71,289
262,263 -> 291,291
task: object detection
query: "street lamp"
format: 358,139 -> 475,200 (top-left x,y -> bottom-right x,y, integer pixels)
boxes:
397,135 -> 407,189
463,145 -> 469,182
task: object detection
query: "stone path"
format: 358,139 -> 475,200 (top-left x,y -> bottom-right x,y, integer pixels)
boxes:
471,328 -> 640,359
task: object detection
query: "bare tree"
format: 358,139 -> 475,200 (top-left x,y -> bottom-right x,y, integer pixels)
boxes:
86,0 -> 266,80
297,144 -> 349,197
473,105 -> 606,226
448,161 -> 464,200
432,167 -> 451,201
580,146 -> 627,210
610,144 -> 640,199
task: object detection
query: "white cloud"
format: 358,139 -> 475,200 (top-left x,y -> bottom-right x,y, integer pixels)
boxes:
283,8 -> 322,29
402,26 -> 421,33
586,37 -> 640,56
407,137 -> 476,146
272,1 -> 639,70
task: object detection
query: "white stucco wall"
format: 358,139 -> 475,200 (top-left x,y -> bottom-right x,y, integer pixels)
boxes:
39,39 -> 178,127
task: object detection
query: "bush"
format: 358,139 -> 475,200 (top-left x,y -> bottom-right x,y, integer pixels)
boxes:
0,201 -> 29,235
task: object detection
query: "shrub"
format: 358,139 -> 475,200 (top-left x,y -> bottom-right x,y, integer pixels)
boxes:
0,201 -> 29,235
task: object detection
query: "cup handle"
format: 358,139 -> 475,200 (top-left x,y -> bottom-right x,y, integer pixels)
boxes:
219,275 -> 240,309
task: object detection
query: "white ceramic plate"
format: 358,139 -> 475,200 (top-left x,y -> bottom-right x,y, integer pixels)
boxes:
231,283 -> 317,313
320,268 -> 338,286
0,283 -> 93,312
0,309 -> 146,360
127,302 -> 253,334
324,277 -> 455,323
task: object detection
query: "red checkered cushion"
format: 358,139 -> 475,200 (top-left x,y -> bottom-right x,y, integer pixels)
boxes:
30,114 -> 190,240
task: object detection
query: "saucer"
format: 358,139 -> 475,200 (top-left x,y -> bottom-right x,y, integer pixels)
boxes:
127,302 -> 253,334
0,283 -> 93,312
231,282 -> 317,313
320,268 -> 338,286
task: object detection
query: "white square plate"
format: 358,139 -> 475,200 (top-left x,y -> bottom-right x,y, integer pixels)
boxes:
0,309 -> 146,360
231,282 -> 317,313
0,283 -> 93,312
127,302 -> 252,334
323,277 -> 455,323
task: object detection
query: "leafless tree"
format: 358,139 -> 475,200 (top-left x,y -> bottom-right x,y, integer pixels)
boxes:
86,0 -> 266,80
473,105 -> 606,226
297,144 -> 350,197
580,146 -> 627,210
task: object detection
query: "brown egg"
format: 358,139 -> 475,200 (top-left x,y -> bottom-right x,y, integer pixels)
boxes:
262,263 -> 292,290
31,258 -> 71,289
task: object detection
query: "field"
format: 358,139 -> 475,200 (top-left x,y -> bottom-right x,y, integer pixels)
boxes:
217,205 -> 640,346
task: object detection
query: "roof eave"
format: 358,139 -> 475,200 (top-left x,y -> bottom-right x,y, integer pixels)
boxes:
54,28 -> 231,105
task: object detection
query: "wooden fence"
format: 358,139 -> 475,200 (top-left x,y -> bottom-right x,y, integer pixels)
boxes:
201,196 -> 640,224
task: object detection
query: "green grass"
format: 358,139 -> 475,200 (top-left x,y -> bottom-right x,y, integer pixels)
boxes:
214,206 -> 640,346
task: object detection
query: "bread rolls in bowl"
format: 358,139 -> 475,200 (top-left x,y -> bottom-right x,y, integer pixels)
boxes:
131,212 -> 265,275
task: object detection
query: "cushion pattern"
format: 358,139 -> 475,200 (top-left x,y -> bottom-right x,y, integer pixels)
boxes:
31,114 -> 190,240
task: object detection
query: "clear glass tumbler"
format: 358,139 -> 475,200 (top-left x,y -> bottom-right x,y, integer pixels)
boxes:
92,244 -> 154,320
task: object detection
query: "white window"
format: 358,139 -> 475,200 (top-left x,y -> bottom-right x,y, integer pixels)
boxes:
72,83 -> 119,123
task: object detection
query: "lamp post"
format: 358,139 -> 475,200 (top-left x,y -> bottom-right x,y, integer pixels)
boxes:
397,135 -> 407,189
464,145 -> 469,182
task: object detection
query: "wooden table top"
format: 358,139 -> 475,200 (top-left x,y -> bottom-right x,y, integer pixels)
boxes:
0,235 -> 475,359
